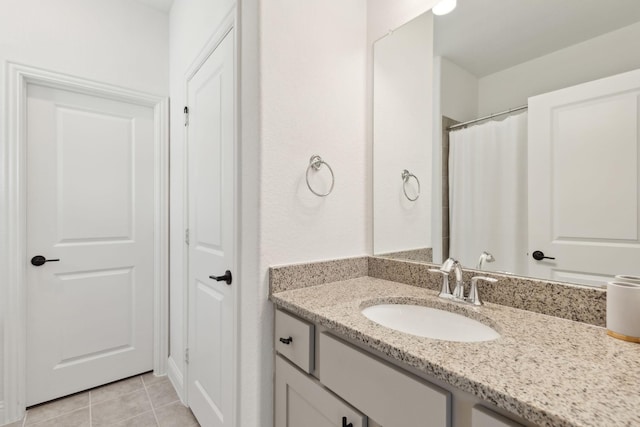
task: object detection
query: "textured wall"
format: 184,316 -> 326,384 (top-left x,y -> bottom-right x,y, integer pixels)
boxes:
261,0 -> 369,267
259,1 -> 368,425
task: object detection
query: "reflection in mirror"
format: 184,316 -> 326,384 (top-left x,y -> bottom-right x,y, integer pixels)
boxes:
373,12 -> 434,263
372,0 -> 640,287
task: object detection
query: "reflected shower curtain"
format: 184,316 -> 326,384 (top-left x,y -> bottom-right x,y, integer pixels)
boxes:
449,112 -> 528,274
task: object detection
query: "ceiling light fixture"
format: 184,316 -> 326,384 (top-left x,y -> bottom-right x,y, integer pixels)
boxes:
433,0 -> 457,16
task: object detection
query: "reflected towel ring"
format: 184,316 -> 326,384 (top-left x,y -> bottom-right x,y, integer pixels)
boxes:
306,155 -> 335,197
401,169 -> 420,201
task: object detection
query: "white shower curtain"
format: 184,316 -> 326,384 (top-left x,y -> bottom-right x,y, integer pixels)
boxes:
448,112 -> 528,274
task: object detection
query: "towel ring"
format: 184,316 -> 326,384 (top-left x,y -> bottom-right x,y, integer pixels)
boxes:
306,155 -> 335,197
401,169 -> 420,201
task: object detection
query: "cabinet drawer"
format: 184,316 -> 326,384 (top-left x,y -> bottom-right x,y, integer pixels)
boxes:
275,355 -> 366,427
319,333 -> 451,427
275,309 -> 314,373
472,405 -> 523,427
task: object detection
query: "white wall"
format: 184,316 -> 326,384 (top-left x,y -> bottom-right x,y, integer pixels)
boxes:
478,21 -> 640,115
237,0 -> 263,425
0,0 -> 168,421
439,57 -> 478,123
373,12 -> 433,254
259,0 -> 368,423
368,0 -> 438,44
261,0 -> 368,266
0,0 -> 169,95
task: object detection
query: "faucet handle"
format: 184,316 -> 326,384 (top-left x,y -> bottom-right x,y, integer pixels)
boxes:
468,276 -> 498,306
429,268 -> 453,298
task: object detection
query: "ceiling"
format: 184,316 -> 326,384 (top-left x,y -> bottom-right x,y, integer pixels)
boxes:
434,0 -> 640,77
132,0 -> 174,12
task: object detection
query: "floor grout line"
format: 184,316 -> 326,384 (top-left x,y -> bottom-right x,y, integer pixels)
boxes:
23,405 -> 91,427
141,375 -> 161,427
151,399 -> 181,411
107,410 -> 156,426
90,383 -> 146,407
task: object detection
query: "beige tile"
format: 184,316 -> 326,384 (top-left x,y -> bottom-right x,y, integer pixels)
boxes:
29,407 -> 89,427
146,378 -> 179,408
91,389 -> 152,427
5,420 -> 24,427
155,402 -> 199,427
141,371 -> 165,387
26,392 -> 89,425
90,376 -> 144,404
112,411 -> 158,427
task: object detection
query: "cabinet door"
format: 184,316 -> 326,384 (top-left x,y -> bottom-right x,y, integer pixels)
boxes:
275,355 -> 366,427
472,405 -> 522,427
319,333 -> 450,427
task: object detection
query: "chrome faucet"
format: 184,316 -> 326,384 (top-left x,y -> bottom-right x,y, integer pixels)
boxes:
429,257 -> 498,305
429,258 -> 463,299
446,259 -> 466,300
476,251 -> 495,270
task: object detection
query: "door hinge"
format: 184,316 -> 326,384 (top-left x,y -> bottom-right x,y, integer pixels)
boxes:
185,348 -> 189,365
184,106 -> 189,127
185,228 -> 190,245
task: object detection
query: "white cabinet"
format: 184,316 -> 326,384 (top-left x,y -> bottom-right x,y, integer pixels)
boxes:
275,309 -> 315,373
472,405 -> 523,427
275,355 -> 366,427
273,309 -> 528,427
319,332 -> 451,427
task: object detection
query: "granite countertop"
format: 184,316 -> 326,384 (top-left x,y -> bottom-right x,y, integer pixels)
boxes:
270,276 -> 640,427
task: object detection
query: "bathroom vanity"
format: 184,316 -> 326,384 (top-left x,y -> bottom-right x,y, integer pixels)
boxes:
270,263 -> 640,427
270,1 -> 640,425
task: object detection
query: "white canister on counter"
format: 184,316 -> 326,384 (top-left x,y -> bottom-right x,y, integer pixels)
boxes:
607,281 -> 640,343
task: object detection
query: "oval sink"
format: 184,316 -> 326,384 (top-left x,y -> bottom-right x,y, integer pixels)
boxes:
361,304 -> 500,342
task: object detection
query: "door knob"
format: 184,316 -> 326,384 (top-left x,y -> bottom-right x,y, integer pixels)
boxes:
532,250 -> 555,261
209,270 -> 232,285
342,417 -> 353,427
31,255 -> 60,266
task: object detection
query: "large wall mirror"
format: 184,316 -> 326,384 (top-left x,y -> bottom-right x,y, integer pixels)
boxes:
373,0 -> 640,287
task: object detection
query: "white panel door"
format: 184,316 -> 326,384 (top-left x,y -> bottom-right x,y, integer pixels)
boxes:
26,84 -> 156,405
187,30 -> 235,427
528,68 -> 640,286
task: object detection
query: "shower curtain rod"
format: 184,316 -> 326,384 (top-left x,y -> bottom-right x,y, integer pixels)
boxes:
447,104 -> 528,131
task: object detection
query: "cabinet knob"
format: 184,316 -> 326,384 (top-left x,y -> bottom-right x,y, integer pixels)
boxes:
342,416 -> 353,427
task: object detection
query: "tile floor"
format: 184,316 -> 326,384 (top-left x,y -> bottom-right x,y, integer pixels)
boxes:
6,372 -> 200,427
